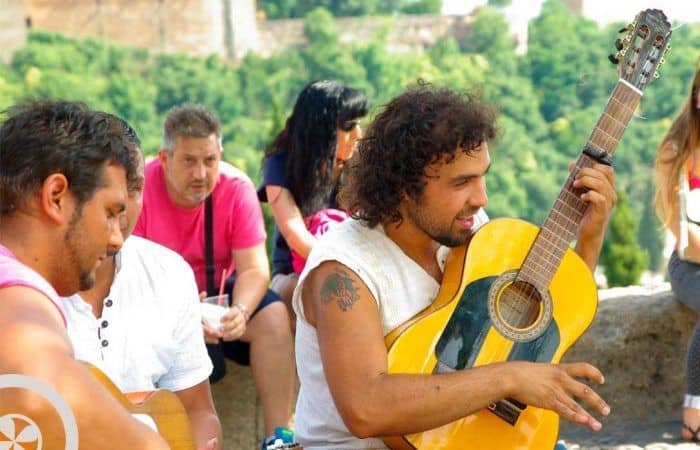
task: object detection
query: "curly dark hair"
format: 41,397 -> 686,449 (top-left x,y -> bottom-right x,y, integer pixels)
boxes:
340,83 -> 498,227
0,100 -> 141,216
264,80 -> 368,216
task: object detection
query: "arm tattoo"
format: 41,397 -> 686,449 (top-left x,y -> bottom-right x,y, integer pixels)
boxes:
319,267 -> 360,311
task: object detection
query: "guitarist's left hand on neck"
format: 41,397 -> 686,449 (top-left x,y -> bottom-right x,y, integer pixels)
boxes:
571,162 -> 617,270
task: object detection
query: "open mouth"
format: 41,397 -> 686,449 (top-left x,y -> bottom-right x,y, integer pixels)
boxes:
455,216 -> 474,229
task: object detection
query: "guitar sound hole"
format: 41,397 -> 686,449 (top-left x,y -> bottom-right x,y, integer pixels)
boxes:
497,281 -> 542,330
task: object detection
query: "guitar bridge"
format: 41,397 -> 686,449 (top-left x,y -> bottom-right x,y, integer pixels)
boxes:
486,398 -> 526,426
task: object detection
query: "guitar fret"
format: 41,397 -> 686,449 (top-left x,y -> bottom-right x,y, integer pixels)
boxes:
541,221 -> 573,247
598,111 -> 627,139
550,209 -> 578,229
588,135 -> 616,155
596,116 -> 626,140
535,240 -> 567,265
540,226 -> 571,248
589,127 -> 619,151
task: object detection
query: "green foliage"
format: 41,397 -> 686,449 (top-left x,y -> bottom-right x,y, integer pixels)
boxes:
601,192 -> 649,287
259,0 -> 441,19
459,7 -> 516,63
637,181 -> 665,272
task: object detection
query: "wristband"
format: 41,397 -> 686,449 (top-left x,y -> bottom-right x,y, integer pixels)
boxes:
233,303 -> 251,323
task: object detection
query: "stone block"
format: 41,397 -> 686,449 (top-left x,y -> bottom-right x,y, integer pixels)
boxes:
561,285 -> 695,432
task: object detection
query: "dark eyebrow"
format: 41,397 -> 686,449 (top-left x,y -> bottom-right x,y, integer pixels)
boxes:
449,162 -> 492,184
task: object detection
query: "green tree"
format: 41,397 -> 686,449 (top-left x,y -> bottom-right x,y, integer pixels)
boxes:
300,8 -> 368,88
637,181 -> 665,272
600,191 -> 649,287
459,6 -> 516,62
259,0 -> 441,18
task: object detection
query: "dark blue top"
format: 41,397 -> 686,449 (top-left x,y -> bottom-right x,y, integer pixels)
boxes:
258,150 -> 342,275
258,151 -> 294,275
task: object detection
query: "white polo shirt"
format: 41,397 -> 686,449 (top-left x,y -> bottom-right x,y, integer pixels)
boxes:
63,236 -> 212,393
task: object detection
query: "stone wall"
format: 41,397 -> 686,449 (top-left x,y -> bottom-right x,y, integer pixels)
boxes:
212,285 -> 695,449
0,0 -> 26,64
22,0 -> 259,57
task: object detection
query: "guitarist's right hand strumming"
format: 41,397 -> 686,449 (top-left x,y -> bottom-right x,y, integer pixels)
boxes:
500,361 -> 609,431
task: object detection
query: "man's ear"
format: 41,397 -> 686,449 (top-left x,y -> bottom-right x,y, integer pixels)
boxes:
158,149 -> 169,167
40,173 -> 72,224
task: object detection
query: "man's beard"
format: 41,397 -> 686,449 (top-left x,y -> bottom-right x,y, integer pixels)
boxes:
64,209 -> 96,291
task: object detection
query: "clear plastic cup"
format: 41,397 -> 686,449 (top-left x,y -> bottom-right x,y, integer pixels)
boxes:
200,293 -> 229,328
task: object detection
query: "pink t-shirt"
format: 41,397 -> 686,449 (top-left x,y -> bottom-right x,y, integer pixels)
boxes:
134,159 -> 267,292
0,244 -> 67,326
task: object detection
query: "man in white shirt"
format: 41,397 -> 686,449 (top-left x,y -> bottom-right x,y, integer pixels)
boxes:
62,117 -> 221,450
294,85 -> 615,449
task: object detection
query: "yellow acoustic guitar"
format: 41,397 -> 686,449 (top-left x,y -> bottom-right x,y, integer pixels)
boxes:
383,9 -> 671,450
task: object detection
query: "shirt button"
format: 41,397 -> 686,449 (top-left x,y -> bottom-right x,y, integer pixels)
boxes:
105,299 -> 113,307
101,320 -> 108,328
101,340 -> 109,347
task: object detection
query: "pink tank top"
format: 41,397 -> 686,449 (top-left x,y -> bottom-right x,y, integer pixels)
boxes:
689,154 -> 700,190
0,244 -> 66,326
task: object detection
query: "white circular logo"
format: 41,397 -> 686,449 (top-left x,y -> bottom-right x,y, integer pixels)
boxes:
0,414 -> 42,449
0,374 -> 78,450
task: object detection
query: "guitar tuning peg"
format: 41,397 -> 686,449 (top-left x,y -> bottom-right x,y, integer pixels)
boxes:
659,57 -> 665,66
615,38 -> 624,51
608,54 -> 620,65
665,45 -> 671,54
653,71 -> 660,79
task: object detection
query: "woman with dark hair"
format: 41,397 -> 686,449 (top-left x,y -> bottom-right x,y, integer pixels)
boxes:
258,80 -> 368,319
655,59 -> 700,442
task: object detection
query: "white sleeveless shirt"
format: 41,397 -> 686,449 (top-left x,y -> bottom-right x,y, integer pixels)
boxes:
292,212 -> 488,449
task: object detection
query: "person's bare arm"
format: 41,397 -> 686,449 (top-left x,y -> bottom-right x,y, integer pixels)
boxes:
572,163 -> 617,270
303,261 -> 609,438
175,381 -> 221,450
266,185 -> 316,258
0,286 -> 169,449
218,243 -> 270,342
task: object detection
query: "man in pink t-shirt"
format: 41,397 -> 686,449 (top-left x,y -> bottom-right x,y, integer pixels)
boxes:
0,100 -> 170,449
134,104 -> 296,448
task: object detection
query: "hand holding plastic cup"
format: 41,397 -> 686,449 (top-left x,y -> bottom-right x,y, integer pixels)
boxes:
200,293 -> 230,329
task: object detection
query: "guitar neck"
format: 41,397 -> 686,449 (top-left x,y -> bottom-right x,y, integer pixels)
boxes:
518,80 -> 643,290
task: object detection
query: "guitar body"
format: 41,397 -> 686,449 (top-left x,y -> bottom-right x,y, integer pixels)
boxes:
88,365 -> 196,450
384,218 -> 597,450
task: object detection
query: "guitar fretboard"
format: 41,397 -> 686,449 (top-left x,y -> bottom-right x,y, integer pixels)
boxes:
518,80 -> 643,292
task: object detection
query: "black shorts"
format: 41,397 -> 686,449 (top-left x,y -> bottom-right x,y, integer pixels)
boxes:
206,275 -> 282,383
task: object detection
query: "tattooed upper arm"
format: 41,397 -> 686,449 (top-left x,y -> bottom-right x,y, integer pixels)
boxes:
319,267 -> 360,311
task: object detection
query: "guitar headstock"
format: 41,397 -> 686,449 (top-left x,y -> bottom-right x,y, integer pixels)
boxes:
609,9 -> 672,90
